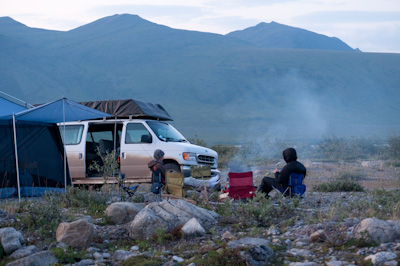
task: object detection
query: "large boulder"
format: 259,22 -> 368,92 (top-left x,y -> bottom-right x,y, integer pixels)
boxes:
129,199 -> 219,239
354,218 -> 400,244
0,227 -> 25,255
5,250 -> 58,266
105,202 -> 146,224
56,219 -> 94,249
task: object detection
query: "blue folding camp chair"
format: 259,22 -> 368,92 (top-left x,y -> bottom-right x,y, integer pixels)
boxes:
119,173 -> 139,198
274,172 -> 306,197
121,184 -> 139,197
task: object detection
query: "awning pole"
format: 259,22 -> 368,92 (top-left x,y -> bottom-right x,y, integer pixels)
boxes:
112,116 -> 117,195
12,114 -> 21,202
63,98 -> 67,193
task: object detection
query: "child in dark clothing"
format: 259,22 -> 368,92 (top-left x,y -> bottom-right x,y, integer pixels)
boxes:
148,149 -> 166,184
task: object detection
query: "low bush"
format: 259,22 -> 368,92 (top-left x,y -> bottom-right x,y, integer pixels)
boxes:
190,248 -> 246,266
214,192 -> 298,228
58,186 -> 109,217
387,135 -> 400,160
312,179 -> 364,192
120,256 -> 164,266
17,193 -> 62,237
51,246 -> 86,264
210,144 -> 239,169
336,171 -> 364,181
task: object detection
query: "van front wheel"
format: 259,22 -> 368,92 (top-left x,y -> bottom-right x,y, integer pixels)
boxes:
164,163 -> 181,173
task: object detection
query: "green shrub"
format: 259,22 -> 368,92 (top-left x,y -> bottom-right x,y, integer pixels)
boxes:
51,246 -> 85,264
18,193 -> 62,237
315,137 -> 378,161
387,135 -> 400,160
58,187 -> 108,217
190,248 -> 246,266
89,148 -> 119,183
214,192 -> 297,227
336,171 -> 364,181
120,256 -> 164,266
313,179 -> 364,192
210,144 -> 239,169
188,134 -> 207,147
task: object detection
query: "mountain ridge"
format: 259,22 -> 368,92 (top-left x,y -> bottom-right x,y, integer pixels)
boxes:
0,14 -> 399,144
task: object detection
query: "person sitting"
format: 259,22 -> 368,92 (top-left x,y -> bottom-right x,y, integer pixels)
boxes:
258,147 -> 306,197
148,149 -> 166,184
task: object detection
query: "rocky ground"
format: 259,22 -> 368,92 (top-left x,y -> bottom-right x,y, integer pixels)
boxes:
0,160 -> 400,266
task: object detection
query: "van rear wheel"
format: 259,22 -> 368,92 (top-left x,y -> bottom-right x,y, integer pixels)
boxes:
164,163 -> 181,173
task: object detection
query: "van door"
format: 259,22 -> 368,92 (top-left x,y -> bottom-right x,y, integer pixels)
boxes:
61,124 -> 86,179
120,122 -> 154,178
85,122 -> 122,177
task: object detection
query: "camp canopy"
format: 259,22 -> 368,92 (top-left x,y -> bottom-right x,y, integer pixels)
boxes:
0,97 -> 27,116
0,98 -> 110,198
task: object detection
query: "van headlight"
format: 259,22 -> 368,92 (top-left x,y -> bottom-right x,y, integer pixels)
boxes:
183,152 -> 197,161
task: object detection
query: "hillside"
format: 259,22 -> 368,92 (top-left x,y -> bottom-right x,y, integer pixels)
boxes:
226,21 -> 356,51
0,14 -> 399,144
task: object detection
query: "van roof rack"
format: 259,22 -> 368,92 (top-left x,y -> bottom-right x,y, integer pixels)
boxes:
80,99 -> 173,121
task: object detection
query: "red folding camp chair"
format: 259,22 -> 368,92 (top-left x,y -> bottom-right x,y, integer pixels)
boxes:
228,171 -> 256,199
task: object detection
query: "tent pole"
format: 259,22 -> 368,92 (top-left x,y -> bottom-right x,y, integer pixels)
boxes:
12,114 -> 21,202
112,116 -> 117,195
63,98 -> 67,193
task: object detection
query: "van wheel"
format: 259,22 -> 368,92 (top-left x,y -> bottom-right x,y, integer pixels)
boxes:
165,163 -> 181,173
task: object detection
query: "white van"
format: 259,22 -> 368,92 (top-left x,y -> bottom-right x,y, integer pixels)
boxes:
60,100 -> 219,185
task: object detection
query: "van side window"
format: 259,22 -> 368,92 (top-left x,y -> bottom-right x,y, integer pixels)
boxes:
126,123 -> 152,144
60,125 -> 84,145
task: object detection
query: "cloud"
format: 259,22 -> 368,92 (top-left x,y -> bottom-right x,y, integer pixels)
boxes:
295,10 -> 400,23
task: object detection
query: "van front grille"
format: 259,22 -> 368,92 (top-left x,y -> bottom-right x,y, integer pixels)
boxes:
197,155 -> 215,164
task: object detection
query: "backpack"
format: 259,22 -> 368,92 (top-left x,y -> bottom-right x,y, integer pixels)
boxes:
151,168 -> 162,194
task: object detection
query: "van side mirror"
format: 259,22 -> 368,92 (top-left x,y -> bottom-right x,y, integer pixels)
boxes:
140,134 -> 152,143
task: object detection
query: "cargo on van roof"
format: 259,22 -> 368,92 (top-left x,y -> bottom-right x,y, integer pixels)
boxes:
80,99 -> 173,121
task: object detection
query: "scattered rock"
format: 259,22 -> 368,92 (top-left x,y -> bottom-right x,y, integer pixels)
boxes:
112,249 -> 136,262
354,218 -> 400,244
56,219 -> 94,249
227,237 -> 270,249
326,260 -> 350,266
227,237 -> 274,266
105,202 -> 146,224
9,245 -> 39,259
310,229 -> 327,242
288,248 -> 313,258
75,259 -> 95,266
172,255 -> 184,262
365,252 -> 397,265
289,263 -> 322,266
181,218 -> 206,236
0,227 -> 25,255
5,250 -> 58,266
221,231 -> 236,240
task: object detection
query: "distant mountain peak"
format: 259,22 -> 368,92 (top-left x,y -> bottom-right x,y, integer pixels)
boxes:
0,16 -> 28,28
68,13 -> 159,34
227,21 -> 355,51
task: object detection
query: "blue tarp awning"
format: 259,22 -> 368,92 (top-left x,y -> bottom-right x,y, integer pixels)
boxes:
7,98 -> 111,123
0,97 -> 27,116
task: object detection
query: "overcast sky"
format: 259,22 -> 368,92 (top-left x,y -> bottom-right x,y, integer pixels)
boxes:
2,0 -> 400,53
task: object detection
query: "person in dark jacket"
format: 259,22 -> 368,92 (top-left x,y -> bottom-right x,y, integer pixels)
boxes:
258,148 -> 306,196
148,149 -> 166,184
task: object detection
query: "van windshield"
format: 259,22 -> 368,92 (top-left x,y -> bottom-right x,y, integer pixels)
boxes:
146,121 -> 187,142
